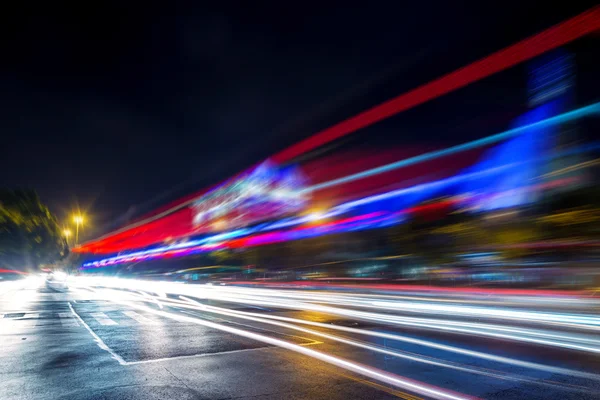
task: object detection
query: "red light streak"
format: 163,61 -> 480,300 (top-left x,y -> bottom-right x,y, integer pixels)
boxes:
75,7 -> 600,255
0,269 -> 28,275
272,7 -> 600,163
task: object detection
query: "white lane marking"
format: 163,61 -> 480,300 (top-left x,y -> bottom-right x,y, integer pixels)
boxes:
68,303 -> 127,365
90,312 -> 118,326
69,303 -> 301,366
125,346 -> 271,365
59,312 -> 80,327
179,309 -> 322,346
122,311 -> 157,325
112,300 -> 471,400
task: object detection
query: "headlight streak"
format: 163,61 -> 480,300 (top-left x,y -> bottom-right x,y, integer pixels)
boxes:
73,278 -> 600,378
368,301 -> 600,327
195,287 -> 600,332
145,287 -> 600,351
174,297 -> 597,391
167,294 -> 599,382
76,277 -> 600,331
74,278 -> 600,354
225,290 -> 600,347
204,293 -> 600,353
106,295 -> 476,400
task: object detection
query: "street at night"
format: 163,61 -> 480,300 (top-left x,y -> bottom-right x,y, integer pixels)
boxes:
1,3 -> 600,399
2,278 -> 600,399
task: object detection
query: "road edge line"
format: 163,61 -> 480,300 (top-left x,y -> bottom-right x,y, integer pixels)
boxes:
68,302 -> 128,365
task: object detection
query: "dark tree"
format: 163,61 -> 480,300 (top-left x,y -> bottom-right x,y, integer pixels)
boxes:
0,189 -> 68,271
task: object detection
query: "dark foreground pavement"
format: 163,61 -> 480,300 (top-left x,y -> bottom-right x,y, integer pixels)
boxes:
1,279 -> 599,400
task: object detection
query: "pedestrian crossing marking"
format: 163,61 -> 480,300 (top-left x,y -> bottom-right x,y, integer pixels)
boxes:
1,310 -> 165,328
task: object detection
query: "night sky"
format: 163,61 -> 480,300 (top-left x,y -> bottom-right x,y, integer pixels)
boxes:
0,2 -> 594,238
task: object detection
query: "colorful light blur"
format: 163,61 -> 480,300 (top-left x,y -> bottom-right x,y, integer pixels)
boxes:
271,7 -> 600,164
77,99 -> 599,259
81,98 -> 599,269
191,161 -> 308,232
73,8 -> 600,256
73,277 -> 600,375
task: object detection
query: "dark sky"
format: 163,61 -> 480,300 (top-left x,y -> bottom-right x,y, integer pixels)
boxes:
0,2 -> 595,237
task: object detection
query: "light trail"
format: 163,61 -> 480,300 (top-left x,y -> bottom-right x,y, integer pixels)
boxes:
272,6 -> 600,163
173,295 -> 594,390
80,138 -> 600,267
76,7 -> 600,255
304,101 -> 600,193
170,296 -> 600,382
66,279 -> 600,397
106,294 -> 476,400
74,277 -> 600,332
178,290 -> 600,353
190,288 -> 600,352
172,284 -> 600,330
84,285 -> 600,386
74,277 -> 600,372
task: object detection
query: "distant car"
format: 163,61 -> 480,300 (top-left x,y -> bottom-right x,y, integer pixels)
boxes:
46,271 -> 68,291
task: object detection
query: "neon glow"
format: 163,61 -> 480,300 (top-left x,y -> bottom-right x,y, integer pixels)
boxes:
81,211 -> 398,268
272,7 -> 600,163
72,277 -> 600,384
303,102 -> 600,193
191,161 -> 308,232
75,8 -> 600,254
76,102 -> 600,256
80,138 -> 599,269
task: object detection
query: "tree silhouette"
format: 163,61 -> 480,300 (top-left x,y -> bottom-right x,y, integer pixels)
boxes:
0,189 -> 68,271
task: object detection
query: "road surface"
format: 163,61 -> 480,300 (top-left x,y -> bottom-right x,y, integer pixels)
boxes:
1,277 -> 599,399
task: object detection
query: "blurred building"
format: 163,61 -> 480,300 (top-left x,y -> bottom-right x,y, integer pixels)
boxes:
529,50 -> 589,192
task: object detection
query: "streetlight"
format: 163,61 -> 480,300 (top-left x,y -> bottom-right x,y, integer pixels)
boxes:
72,215 -> 85,246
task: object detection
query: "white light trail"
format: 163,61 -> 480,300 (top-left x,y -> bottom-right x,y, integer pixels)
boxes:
175,297 -> 599,383
73,277 -> 600,377
109,295 -> 476,400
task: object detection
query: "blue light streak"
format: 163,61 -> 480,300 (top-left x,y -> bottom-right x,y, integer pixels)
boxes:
302,102 -> 600,194
80,102 -> 600,269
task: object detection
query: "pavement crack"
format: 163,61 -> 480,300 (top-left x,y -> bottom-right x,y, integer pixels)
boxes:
163,366 -> 193,391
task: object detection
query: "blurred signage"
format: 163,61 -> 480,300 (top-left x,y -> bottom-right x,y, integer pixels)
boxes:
191,161 -> 309,232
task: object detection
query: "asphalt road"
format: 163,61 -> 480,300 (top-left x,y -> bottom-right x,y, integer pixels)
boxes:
1,278 -> 599,400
